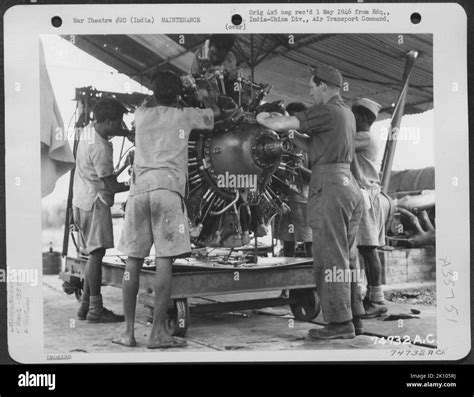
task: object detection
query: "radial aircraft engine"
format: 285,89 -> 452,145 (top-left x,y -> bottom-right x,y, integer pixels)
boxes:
180,70 -> 308,248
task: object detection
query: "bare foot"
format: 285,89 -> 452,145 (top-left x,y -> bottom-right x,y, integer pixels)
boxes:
147,335 -> 187,349
112,334 -> 136,347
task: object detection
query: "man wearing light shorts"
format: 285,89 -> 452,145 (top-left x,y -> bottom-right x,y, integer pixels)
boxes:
73,97 -> 129,323
113,70 -> 220,348
351,98 -> 388,319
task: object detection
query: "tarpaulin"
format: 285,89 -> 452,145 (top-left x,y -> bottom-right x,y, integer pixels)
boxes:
40,39 -> 75,197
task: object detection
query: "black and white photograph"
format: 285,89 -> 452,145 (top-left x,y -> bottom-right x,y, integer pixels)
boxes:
40,31 -> 439,355
2,3 -> 469,366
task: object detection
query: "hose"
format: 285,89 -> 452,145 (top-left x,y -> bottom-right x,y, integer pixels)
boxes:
210,191 -> 240,216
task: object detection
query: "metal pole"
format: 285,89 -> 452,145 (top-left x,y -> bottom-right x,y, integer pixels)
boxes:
380,50 -> 419,194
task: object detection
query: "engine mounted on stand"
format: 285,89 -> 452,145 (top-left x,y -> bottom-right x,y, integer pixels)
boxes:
61,73 -> 321,335
65,71 -> 309,260
178,69 -> 306,250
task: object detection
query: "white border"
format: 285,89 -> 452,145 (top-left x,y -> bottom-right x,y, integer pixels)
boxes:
3,3 -> 470,363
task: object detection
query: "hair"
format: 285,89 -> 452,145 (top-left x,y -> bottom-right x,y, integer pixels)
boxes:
257,100 -> 286,115
312,75 -> 339,90
286,102 -> 307,116
209,34 -> 235,51
92,97 -> 127,123
152,70 -> 183,106
352,105 -> 377,126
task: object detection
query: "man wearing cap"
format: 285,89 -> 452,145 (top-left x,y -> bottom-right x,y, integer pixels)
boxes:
257,65 -> 365,339
351,98 -> 389,318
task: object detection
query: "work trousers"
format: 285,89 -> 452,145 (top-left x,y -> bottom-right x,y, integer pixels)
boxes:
307,163 -> 365,323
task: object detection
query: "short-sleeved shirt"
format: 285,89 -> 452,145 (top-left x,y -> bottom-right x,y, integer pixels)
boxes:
73,125 -> 114,211
294,94 -> 356,166
130,105 -> 214,197
351,130 -> 381,189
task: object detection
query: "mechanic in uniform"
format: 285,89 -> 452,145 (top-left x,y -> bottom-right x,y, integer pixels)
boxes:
73,97 -> 129,323
113,70 -> 220,348
351,98 -> 388,318
257,65 -> 365,339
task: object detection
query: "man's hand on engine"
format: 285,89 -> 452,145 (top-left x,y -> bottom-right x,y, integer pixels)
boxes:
256,111 -> 300,134
398,208 -> 436,248
198,88 -> 221,121
256,112 -> 271,124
